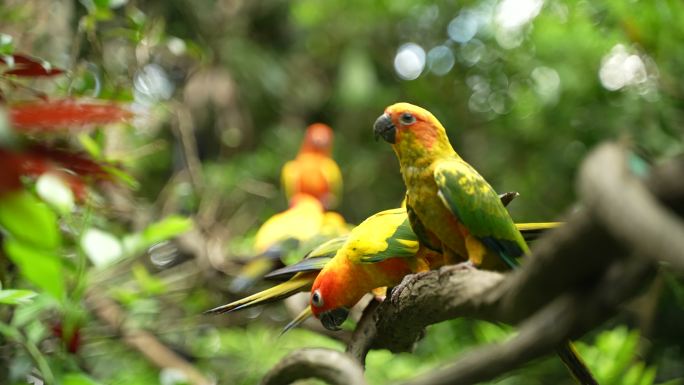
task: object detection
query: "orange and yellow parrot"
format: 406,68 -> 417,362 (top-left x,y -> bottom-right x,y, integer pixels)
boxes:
229,193 -> 349,292
373,102 -> 596,385
309,207 -> 435,330
281,123 -> 343,209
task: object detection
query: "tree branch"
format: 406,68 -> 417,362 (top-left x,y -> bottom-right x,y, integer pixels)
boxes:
86,291 -> 213,385
259,348 -> 367,385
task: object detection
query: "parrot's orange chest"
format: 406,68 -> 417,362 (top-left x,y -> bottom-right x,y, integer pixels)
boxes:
294,153 -> 330,196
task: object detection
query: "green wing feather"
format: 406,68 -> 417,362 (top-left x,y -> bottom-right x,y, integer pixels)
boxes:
434,159 -> 528,268
359,215 -> 419,263
406,202 -> 442,252
265,235 -> 347,280
342,208 -> 419,264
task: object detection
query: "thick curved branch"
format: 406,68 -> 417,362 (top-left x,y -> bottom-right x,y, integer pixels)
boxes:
579,144 -> 684,272
260,348 -> 367,385
397,257 -> 653,385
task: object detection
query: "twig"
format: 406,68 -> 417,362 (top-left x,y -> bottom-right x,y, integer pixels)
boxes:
260,348 -> 367,385
85,291 -> 213,385
171,101 -> 204,195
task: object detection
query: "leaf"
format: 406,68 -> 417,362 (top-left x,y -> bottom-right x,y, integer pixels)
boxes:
122,216 -> 193,256
4,239 -> 64,299
8,100 -> 132,132
78,133 -> 102,158
0,149 -> 25,194
0,190 -> 61,249
0,54 -> 65,77
61,373 -> 103,385
28,145 -> 118,180
0,289 -> 38,305
131,264 -> 166,295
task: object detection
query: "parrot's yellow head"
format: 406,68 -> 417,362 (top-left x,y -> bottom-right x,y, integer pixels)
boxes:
373,102 -> 455,162
302,123 -> 334,155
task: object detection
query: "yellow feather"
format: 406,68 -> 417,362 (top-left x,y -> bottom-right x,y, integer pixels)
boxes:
515,222 -> 562,231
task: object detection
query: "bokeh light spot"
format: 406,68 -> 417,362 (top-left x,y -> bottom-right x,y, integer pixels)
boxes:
427,46 -> 455,76
531,66 -> 561,104
448,12 -> 479,43
394,43 -> 426,81
599,44 -> 648,91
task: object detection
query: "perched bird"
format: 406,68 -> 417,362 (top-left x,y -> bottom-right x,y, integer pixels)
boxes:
374,102 -> 597,385
282,123 -> 343,209
308,207 -> 435,330
229,193 -> 348,292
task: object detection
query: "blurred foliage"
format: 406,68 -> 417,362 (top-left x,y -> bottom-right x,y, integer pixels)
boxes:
0,0 -> 683,384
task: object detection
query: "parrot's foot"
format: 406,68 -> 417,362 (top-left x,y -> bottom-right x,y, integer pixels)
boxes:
439,260 -> 477,274
390,271 -> 432,303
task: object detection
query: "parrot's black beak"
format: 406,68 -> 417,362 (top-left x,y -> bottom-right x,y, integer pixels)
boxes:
319,307 -> 350,331
373,113 -> 396,144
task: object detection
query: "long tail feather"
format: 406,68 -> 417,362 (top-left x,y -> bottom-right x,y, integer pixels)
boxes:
205,273 -> 315,315
516,222 -> 563,242
556,341 -> 599,385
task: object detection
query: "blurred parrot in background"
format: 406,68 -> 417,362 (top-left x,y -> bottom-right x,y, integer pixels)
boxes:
281,123 -> 343,209
229,193 -> 349,292
373,102 -> 597,385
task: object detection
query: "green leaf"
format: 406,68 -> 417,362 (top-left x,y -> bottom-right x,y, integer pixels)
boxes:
131,264 -> 166,295
4,239 -> 64,299
0,33 -> 14,55
0,289 -> 37,305
123,216 -> 192,256
101,165 -> 140,189
78,133 -> 102,158
0,191 -> 61,249
62,373 -> 103,385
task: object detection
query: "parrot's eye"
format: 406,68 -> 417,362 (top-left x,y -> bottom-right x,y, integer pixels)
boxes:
399,112 -> 416,125
312,289 -> 324,307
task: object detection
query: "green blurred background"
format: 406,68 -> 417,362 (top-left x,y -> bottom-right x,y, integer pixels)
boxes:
1,0 -> 684,384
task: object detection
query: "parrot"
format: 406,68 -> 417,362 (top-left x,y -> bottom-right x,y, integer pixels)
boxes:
373,102 -> 597,385
229,193 -> 349,292
308,207 -> 434,330
281,123 -> 343,209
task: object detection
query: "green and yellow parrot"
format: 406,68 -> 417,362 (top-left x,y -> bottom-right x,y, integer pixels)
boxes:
373,102 -> 596,385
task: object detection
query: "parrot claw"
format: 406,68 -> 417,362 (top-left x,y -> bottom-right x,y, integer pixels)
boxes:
389,271 -> 432,303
